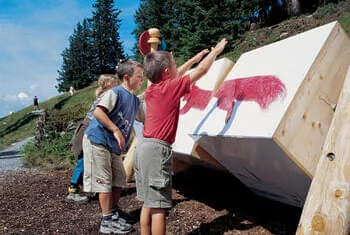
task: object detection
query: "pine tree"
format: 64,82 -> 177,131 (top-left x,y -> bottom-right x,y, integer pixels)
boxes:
91,0 -> 125,75
56,19 -> 93,92
134,0 -> 238,62
133,0 -> 169,61
56,47 -> 73,93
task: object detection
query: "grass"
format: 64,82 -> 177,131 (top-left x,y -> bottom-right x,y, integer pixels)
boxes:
0,83 -> 97,150
23,132 -> 75,169
339,14 -> 350,35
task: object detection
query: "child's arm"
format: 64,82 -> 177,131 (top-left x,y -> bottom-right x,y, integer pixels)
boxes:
189,38 -> 227,84
135,102 -> 145,123
177,49 -> 209,77
93,106 -> 125,150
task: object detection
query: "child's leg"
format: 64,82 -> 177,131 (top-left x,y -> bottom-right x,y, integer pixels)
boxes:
111,154 -> 127,208
112,186 -> 122,208
140,206 -> 152,235
99,192 -> 113,216
151,208 -> 166,235
70,156 -> 84,188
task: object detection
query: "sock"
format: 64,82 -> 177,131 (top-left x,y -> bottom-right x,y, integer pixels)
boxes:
102,211 -> 113,220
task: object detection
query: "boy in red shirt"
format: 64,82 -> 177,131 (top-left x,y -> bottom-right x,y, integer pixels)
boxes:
134,38 -> 227,235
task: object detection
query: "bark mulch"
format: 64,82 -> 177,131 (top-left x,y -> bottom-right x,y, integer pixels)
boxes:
0,166 -> 301,234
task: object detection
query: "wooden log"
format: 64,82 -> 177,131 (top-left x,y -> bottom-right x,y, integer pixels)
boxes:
274,22 -> 350,177
297,66 -> 350,234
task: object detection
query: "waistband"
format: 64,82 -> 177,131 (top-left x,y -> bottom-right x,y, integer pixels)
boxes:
142,138 -> 172,149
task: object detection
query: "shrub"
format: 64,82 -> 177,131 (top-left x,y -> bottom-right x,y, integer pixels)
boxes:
23,132 -> 75,170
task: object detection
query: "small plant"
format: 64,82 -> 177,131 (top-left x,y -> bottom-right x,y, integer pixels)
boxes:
23,132 -> 75,170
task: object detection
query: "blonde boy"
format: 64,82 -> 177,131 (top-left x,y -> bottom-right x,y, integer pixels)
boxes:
83,60 -> 145,234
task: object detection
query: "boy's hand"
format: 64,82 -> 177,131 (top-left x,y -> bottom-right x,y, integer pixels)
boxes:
193,49 -> 210,64
113,130 -> 125,150
211,38 -> 227,55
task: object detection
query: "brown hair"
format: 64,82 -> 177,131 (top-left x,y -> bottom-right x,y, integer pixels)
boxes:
143,51 -> 172,84
95,74 -> 118,97
116,60 -> 143,81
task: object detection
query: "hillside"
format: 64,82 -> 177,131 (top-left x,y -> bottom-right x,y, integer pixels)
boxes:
1,1 -> 349,153
0,84 -> 97,150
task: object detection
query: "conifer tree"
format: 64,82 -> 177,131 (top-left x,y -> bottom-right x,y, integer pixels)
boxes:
91,0 -> 125,75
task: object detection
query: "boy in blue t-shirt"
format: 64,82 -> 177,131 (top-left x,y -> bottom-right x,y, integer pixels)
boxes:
83,60 -> 145,234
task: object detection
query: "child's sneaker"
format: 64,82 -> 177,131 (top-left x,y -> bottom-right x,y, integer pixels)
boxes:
112,208 -> 135,224
112,211 -> 133,229
99,218 -> 133,234
65,187 -> 89,204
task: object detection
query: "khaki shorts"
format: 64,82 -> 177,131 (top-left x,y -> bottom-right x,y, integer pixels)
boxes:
83,135 -> 126,192
134,138 -> 173,208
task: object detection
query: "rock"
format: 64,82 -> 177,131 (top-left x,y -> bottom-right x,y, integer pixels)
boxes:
280,32 -> 289,40
306,14 -> 313,19
250,22 -> 258,31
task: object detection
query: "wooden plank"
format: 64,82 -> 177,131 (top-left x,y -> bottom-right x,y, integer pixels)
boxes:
123,131 -> 137,183
274,22 -> 350,177
297,66 -> 350,234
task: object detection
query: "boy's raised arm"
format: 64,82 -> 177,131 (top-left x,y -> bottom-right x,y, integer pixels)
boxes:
93,107 -> 125,149
189,38 -> 227,84
177,49 -> 209,77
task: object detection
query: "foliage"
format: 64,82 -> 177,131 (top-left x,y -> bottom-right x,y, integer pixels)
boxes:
56,0 -> 125,92
133,0 -> 290,62
23,132 -> 75,170
91,0 -> 125,75
57,20 -> 95,92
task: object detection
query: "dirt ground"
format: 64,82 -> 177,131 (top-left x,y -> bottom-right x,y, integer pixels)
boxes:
0,166 -> 301,234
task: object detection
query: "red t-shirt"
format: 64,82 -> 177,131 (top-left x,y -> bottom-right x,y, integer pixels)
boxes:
143,74 -> 191,144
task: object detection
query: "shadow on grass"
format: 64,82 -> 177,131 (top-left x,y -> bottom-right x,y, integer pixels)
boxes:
54,95 -> 73,110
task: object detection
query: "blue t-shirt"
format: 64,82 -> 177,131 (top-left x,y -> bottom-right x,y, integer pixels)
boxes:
85,86 -> 140,155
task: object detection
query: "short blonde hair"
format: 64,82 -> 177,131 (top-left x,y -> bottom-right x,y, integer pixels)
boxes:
95,74 -> 118,97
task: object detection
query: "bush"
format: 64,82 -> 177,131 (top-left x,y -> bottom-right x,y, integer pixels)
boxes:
23,132 -> 75,170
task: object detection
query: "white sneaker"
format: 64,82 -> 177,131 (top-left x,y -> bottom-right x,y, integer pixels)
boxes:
112,212 -> 133,230
65,192 -> 89,204
99,218 -> 132,234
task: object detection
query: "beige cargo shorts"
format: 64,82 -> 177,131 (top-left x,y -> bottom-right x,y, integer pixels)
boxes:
83,135 -> 126,192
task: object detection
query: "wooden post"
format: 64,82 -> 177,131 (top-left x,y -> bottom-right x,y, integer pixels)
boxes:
297,66 -> 350,234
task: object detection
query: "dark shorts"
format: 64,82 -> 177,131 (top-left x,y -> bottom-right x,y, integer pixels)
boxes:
133,138 -> 172,208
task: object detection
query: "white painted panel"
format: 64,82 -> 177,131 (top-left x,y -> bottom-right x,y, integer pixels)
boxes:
173,58 -> 232,154
193,22 -> 336,138
194,135 -> 311,207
